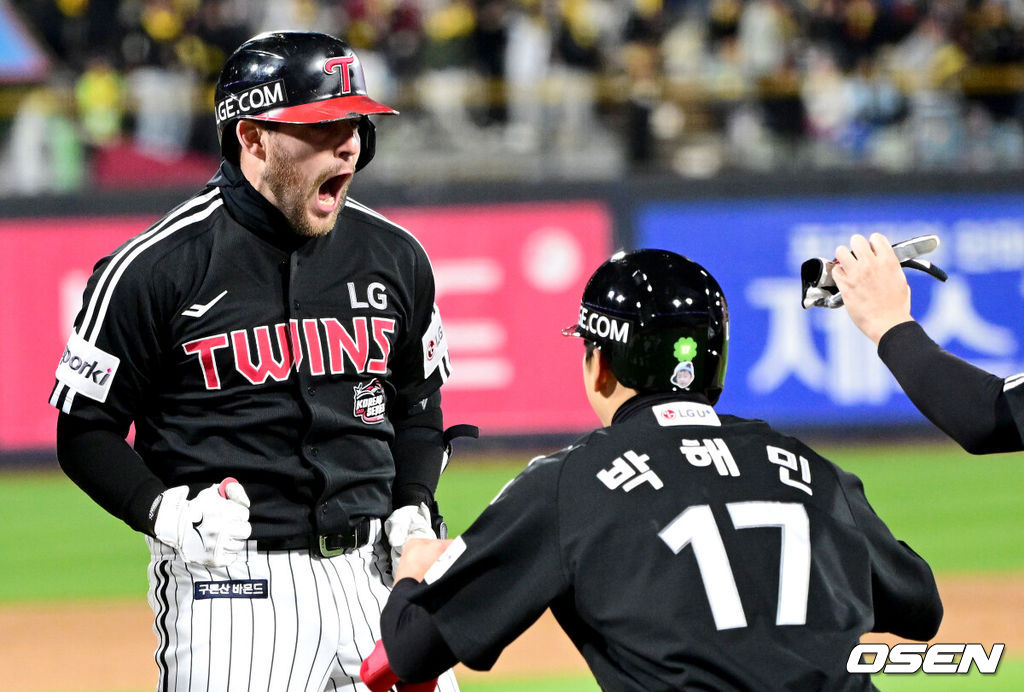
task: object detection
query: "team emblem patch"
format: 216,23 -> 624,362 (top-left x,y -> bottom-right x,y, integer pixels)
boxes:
353,378 -> 386,424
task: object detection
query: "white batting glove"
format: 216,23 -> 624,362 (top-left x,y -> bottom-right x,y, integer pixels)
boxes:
154,480 -> 252,568
384,503 -> 435,569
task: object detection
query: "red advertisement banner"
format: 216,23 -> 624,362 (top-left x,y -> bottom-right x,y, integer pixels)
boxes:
0,201 -> 610,451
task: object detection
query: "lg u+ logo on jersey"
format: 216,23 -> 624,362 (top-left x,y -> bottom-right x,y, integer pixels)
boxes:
848,642 -> 1004,675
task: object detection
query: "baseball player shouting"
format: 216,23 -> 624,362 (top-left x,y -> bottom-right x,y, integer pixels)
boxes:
51,31 -> 458,692
372,250 -> 942,691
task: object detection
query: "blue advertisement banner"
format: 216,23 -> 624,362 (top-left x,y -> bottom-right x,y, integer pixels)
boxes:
638,193 -> 1024,428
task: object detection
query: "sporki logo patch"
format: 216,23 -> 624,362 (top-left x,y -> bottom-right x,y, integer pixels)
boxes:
55,332 -> 120,403
353,378 -> 386,424
847,642 -> 1004,675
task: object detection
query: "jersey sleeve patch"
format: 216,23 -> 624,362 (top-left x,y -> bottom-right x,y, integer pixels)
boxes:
424,535 -> 467,584
420,303 -> 451,381
54,331 -> 120,404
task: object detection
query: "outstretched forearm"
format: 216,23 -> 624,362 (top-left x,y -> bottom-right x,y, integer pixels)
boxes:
380,578 -> 459,682
878,322 -> 1023,453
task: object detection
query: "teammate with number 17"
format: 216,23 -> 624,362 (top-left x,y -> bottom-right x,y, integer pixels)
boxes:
51,31 -> 459,692
375,249 -> 942,691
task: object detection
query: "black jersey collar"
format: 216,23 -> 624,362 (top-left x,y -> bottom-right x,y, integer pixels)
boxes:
209,160 -> 310,251
611,391 -> 713,425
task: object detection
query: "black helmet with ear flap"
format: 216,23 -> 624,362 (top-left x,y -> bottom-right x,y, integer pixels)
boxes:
563,249 -> 729,403
214,31 -> 397,170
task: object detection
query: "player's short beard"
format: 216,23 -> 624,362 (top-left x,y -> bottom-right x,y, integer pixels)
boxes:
263,149 -> 346,238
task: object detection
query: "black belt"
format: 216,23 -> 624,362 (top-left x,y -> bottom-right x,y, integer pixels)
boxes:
256,518 -> 374,557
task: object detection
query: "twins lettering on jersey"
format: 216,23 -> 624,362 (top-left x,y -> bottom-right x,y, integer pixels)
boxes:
183,316 -> 395,389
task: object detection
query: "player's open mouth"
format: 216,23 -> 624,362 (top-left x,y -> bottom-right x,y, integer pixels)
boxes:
315,173 -> 350,214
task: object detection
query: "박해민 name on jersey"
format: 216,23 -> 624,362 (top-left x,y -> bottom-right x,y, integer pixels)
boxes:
55,331 -> 120,403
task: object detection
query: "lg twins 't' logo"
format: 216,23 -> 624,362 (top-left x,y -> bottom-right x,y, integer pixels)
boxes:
323,57 -> 355,93
353,378 -> 386,424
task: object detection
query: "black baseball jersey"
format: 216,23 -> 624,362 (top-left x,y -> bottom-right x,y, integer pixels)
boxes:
395,393 -> 942,691
50,162 -> 452,540
879,321 -> 1024,453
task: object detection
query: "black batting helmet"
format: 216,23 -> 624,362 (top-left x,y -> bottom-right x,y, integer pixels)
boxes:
563,249 -> 729,403
214,31 -> 397,170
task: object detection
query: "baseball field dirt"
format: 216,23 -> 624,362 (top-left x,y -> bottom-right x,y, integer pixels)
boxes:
1,573 -> 1021,691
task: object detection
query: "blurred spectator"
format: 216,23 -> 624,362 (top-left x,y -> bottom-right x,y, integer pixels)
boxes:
473,0 -> 509,126
4,0 -> 1024,190
618,0 -> 667,167
1,77 -> 84,194
504,0 -> 552,151
548,0 -> 611,148
416,0 -> 483,148
74,55 -> 123,146
959,0 -> 1024,122
118,0 -> 197,158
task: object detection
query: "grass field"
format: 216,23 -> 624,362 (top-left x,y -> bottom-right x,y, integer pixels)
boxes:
1,439 -> 1021,690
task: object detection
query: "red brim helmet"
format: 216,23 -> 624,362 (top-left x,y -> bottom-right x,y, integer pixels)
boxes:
214,31 -> 397,170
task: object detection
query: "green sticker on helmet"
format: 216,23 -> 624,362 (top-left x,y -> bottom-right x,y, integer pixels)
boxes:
673,337 -> 698,363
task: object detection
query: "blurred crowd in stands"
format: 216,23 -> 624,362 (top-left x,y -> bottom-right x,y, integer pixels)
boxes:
3,0 -> 1024,194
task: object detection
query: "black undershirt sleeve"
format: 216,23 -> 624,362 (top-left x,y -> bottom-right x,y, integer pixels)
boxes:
55,413 -> 168,534
877,321 -> 1023,454
390,391 -> 445,509
380,578 -> 459,682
